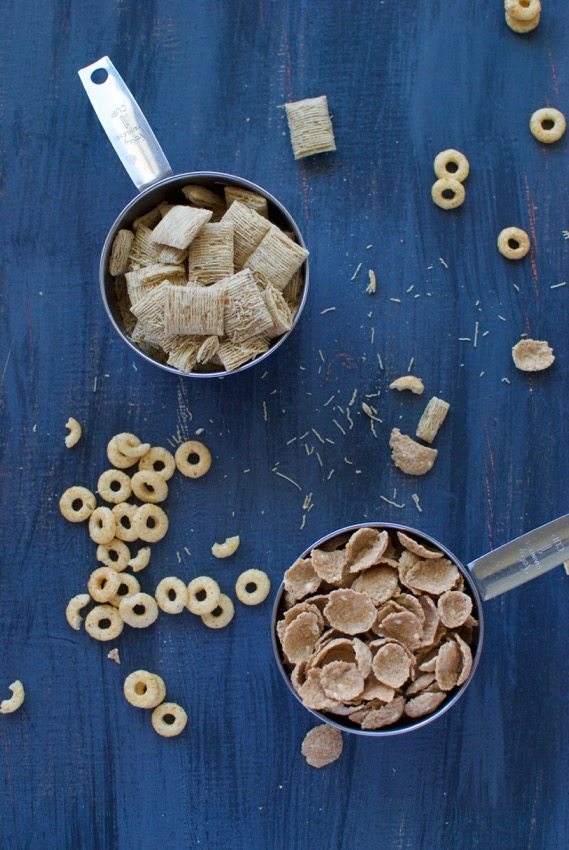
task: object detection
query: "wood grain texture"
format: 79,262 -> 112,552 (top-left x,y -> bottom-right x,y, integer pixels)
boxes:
1,1 -> 568,848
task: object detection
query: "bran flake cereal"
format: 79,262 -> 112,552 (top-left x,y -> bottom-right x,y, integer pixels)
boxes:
277,526 -> 479,731
511,338 -> 555,372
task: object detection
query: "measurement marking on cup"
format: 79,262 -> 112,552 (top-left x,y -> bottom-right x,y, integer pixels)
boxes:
520,535 -> 566,572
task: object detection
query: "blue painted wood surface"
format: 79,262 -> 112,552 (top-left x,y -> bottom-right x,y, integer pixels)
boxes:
1,2 -> 568,848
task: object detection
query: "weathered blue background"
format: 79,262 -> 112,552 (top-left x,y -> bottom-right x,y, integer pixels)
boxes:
1,2 -> 568,848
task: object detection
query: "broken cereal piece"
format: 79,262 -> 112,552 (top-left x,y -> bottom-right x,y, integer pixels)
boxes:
389,376 -> 425,395
107,648 -> 121,665
415,397 -> 450,444
0,680 -> 25,714
65,417 -> 82,448
389,428 -> 438,476
511,338 -> 555,372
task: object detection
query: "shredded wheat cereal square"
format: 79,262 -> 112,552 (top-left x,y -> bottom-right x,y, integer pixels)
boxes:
284,96 -> 336,159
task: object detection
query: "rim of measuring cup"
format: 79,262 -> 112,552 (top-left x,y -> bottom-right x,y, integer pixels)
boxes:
271,521 -> 485,737
99,171 -> 309,378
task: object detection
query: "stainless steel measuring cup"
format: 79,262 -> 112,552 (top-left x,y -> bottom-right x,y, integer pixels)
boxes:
271,514 -> 569,736
78,56 -> 309,377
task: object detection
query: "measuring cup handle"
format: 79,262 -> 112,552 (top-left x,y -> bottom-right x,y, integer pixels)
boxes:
467,513 -> 569,600
78,56 -> 173,191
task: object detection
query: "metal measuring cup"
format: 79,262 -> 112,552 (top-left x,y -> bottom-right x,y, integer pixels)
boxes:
271,514 -> 569,736
78,56 -> 309,377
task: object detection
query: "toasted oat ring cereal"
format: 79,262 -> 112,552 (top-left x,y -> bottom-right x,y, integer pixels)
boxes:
186,576 -> 221,615
119,592 -> 159,628
112,502 -> 139,542
123,670 -> 166,709
175,440 -> 212,479
85,604 -> 124,641
497,227 -> 530,260
235,569 -> 271,606
431,177 -> 465,210
97,469 -> 132,504
138,446 -> 176,481
109,573 -> 141,607
59,486 -> 96,523
433,149 -> 469,182
201,593 -> 235,629
151,702 -> 188,737
0,680 -> 25,715
131,470 -> 169,504
505,10 -> 540,32
97,539 -> 131,572
505,0 -> 541,21
529,108 -> 566,144
66,593 -> 91,631
107,435 -> 140,469
88,567 -> 121,603
155,577 -> 188,614
88,506 -> 117,545
114,432 -> 151,459
133,504 -> 169,543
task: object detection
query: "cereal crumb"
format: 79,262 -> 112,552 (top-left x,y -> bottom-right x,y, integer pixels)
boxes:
301,725 -> 343,768
107,648 -> 121,665
366,269 -> 377,294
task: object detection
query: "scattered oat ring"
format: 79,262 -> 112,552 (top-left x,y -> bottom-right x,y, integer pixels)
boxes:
497,227 -> 530,260
85,604 -> 124,641
123,670 -> 166,709
88,506 -> 117,544
175,440 -> 212,478
235,569 -> 271,606
155,576 -> 188,614
131,469 -> 169,504
138,446 -> 176,480
431,177 -> 465,210
151,702 -> 188,737
187,576 -> 221,615
109,573 -> 141,607
433,149 -> 469,182
97,469 -> 132,504
59,486 -> 96,523
505,0 -> 541,22
505,10 -> 540,32
114,433 -> 151,459
112,502 -> 139,542
96,539 -> 131,571
88,567 -> 121,603
65,417 -> 82,448
118,592 -> 159,628
107,436 -> 140,469
530,108 -> 566,144
133,504 -> 169,543
201,593 -> 235,629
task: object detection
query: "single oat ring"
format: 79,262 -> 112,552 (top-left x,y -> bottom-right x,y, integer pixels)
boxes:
273,515 -> 569,735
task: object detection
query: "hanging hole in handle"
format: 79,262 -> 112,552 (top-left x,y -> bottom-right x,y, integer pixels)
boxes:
91,68 -> 109,85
